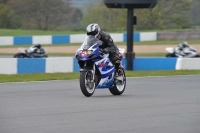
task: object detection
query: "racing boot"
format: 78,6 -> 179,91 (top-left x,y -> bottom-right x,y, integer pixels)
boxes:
114,60 -> 122,77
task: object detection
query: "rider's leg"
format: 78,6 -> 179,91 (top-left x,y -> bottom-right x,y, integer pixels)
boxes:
109,53 -> 121,76
115,60 -> 120,71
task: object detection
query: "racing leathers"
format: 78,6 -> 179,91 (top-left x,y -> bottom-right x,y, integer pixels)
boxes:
175,45 -> 199,58
98,31 -> 121,73
27,46 -> 46,58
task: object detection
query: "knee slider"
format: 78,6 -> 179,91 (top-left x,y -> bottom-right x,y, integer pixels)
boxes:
115,60 -> 120,64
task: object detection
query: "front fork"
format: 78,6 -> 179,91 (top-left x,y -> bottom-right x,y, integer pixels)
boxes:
85,63 -> 95,82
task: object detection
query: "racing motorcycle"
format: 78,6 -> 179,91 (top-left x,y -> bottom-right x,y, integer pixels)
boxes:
165,47 -> 200,58
13,47 -> 48,58
75,35 -> 126,97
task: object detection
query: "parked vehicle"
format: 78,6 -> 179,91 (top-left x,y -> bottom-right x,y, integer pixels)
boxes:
75,35 -> 126,97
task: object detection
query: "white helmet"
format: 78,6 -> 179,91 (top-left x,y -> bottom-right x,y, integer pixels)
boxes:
86,23 -> 101,38
179,41 -> 188,48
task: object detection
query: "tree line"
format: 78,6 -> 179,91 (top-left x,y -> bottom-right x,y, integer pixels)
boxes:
0,0 -> 82,30
0,0 -> 199,31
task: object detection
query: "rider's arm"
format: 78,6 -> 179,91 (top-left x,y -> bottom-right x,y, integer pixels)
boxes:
100,31 -> 119,53
101,31 -> 115,47
175,47 -> 185,56
40,48 -> 46,54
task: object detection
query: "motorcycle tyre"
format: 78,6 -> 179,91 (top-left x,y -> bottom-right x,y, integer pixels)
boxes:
13,53 -> 27,58
166,53 -> 177,58
80,71 -> 95,97
166,53 -> 173,57
109,69 -> 126,95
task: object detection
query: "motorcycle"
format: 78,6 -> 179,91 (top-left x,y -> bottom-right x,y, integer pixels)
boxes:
75,35 -> 126,97
165,47 -> 200,58
13,47 -> 48,58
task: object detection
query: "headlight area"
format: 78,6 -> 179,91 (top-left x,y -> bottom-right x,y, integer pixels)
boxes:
87,50 -> 93,54
77,50 -> 94,58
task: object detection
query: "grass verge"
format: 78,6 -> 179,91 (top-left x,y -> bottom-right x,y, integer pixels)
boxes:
0,29 -> 85,36
0,28 -> 200,36
0,70 -> 200,83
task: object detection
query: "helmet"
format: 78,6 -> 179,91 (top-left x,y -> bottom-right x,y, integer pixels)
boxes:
34,44 -> 41,49
182,41 -> 188,46
178,41 -> 188,48
86,23 -> 100,38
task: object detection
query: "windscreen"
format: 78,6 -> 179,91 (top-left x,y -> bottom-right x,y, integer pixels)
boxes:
81,35 -> 102,50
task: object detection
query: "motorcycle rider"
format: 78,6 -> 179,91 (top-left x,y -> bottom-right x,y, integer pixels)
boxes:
175,41 -> 199,58
27,44 -> 46,58
86,23 -> 122,76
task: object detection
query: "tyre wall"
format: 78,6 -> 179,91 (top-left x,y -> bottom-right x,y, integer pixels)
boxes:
1,31 -> 200,46
0,57 -> 73,74
157,31 -> 200,40
1,57 -> 200,74
0,32 -> 157,46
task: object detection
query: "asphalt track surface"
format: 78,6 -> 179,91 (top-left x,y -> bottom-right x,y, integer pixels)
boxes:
0,75 -> 200,133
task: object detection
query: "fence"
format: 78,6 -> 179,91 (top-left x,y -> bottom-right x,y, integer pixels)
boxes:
1,57 -> 199,74
0,32 -> 157,46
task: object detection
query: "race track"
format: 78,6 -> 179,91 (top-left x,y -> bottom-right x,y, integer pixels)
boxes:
0,75 -> 200,133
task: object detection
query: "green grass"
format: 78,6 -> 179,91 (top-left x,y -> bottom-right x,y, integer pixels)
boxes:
135,53 -> 166,57
0,72 -> 80,83
0,40 -> 200,48
1,28 -> 200,36
125,70 -> 200,77
0,70 -> 200,83
0,29 -> 85,36
136,28 -> 200,32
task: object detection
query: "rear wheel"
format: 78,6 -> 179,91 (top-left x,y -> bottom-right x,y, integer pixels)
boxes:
166,53 -> 176,57
13,53 -> 27,58
109,69 -> 126,95
80,71 -> 95,97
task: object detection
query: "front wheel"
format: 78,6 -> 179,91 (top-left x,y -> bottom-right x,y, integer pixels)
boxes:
80,71 -> 95,97
43,54 -> 48,58
109,69 -> 126,95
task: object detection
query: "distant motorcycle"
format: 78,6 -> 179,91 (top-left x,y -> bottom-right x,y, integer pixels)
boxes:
13,47 -> 48,58
165,47 -> 200,58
